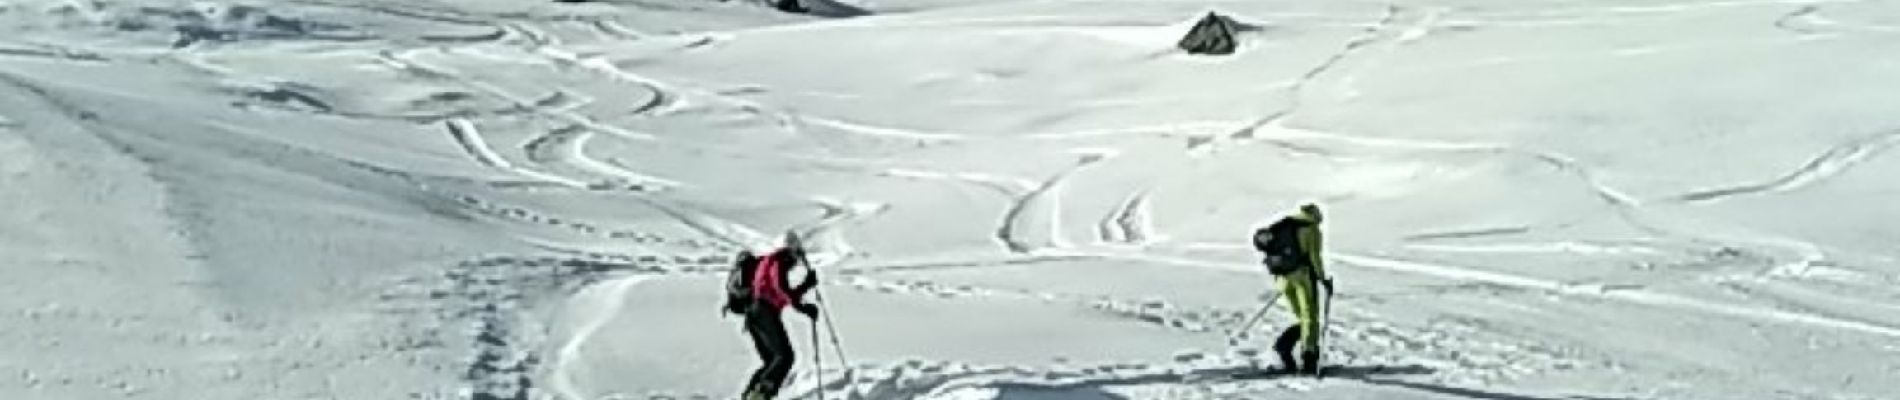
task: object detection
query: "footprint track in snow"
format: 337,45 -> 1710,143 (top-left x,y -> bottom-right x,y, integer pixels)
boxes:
755,317 -> 1587,400
836,275 -> 1240,334
450,193 -> 738,253
829,271 -> 1592,385
380,254 -> 689,400
0,43 -> 110,63
421,257 -> 722,400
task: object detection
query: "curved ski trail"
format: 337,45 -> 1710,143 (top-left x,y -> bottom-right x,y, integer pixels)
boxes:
444,118 -> 590,187
1676,128 -> 1900,203
550,274 -> 655,400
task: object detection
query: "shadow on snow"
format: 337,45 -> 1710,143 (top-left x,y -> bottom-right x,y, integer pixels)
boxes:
985,364 -> 1430,399
983,364 -> 1638,400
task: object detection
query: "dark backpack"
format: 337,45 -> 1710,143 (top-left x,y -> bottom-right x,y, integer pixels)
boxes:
723,251 -> 761,315
1253,217 -> 1311,275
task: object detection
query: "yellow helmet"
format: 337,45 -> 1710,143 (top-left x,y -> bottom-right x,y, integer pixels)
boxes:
1297,203 -> 1322,223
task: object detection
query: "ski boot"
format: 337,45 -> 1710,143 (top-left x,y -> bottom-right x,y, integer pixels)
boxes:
741,382 -> 777,400
1299,350 -> 1320,376
1271,326 -> 1302,375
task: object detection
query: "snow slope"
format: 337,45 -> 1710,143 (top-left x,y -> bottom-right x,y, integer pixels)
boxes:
2,0 -> 1897,399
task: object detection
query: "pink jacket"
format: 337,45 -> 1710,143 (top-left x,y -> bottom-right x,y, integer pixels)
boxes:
751,251 -> 794,311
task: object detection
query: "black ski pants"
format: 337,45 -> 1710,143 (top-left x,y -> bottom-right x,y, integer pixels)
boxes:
744,309 -> 796,397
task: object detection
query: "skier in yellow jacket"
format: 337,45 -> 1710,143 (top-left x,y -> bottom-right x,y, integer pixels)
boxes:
1252,203 -> 1333,375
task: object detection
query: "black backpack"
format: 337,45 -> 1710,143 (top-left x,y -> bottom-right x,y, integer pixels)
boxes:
1253,217 -> 1311,275
723,251 -> 760,315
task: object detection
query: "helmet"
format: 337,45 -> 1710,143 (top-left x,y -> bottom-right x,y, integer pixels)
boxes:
782,231 -> 808,260
1298,203 -> 1323,222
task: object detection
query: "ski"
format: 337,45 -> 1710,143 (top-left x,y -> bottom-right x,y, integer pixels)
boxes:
1223,364 -> 1358,381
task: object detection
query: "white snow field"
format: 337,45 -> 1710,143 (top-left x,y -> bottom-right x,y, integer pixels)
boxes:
3,0 -> 1899,399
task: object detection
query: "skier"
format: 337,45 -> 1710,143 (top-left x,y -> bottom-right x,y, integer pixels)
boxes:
724,238 -> 821,400
1251,203 -> 1333,375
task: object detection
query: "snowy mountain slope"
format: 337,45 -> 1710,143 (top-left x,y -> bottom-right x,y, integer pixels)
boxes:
2,0 -> 1897,399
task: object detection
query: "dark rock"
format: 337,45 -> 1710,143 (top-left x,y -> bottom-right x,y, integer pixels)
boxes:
1178,12 -> 1244,55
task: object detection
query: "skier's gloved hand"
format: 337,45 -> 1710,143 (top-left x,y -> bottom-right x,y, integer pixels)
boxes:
794,302 -> 821,319
793,268 -> 820,295
1322,277 -> 1335,294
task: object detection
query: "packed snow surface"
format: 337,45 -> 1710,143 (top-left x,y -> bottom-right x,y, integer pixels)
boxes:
3,0 -> 1898,399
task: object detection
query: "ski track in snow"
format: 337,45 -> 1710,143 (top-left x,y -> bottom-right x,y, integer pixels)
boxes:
284,0 -> 490,26
401,254 -> 722,400
14,1 -> 1898,399
841,253 -> 1104,275
1773,5 -> 1824,35
382,36 -> 689,196
1674,128 -> 1900,203
1804,13 -> 1900,35
1530,152 -> 1643,207
1403,240 -> 1667,256
402,43 -> 749,258
443,118 -> 592,188
1083,248 -> 1900,340
1244,118 -> 1692,250
0,67 -> 731,400
1242,117 -> 1871,295
522,45 -> 971,144
629,197 -> 772,250
549,274 -> 654,400
466,2 -> 1871,398
1403,226 -> 1536,241
1292,3 -> 1404,107
1178,0 -> 1400,157
1335,253 -> 1900,339
521,123 -> 682,191
783,195 -> 891,270
878,167 -> 1039,197
779,6 -> 1736,393
1461,0 -> 1864,20
0,43 -> 111,63
592,20 -> 646,40
1336,6 -> 1443,103
378,49 -> 660,143
995,152 -> 1111,253
1097,190 -> 1156,246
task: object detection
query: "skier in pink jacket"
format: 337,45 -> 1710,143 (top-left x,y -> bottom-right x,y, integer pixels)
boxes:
723,241 -> 819,400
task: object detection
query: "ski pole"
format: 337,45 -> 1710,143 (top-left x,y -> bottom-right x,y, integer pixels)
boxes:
1226,292 -> 1281,346
1318,277 -> 1334,379
791,235 -> 853,380
810,273 -> 852,370
811,318 -> 824,400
